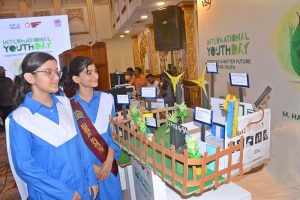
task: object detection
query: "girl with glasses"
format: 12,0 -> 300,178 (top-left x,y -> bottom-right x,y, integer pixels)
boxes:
67,56 -> 122,200
6,52 -> 98,200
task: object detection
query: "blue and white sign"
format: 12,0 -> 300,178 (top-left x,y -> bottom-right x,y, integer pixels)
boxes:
146,117 -> 157,128
229,73 -> 250,88
141,87 -> 157,98
117,94 -> 130,105
132,158 -> 154,200
206,62 -> 218,74
194,107 -> 213,126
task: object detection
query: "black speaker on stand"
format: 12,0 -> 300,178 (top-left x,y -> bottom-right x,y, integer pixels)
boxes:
152,6 -> 185,51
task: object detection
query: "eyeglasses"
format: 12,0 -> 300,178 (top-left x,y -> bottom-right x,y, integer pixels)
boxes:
31,69 -> 62,78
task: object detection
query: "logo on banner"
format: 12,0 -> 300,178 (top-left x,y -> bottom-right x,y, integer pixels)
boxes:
202,0 -> 212,10
25,21 -> 41,28
31,21 -> 41,28
206,32 -> 251,70
2,37 -> 52,54
54,19 -> 61,27
274,4 -> 300,95
9,23 -> 20,30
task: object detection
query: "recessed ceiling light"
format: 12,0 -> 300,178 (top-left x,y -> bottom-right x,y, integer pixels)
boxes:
156,2 -> 165,6
141,15 -> 148,19
124,30 -> 130,34
120,35 -> 125,38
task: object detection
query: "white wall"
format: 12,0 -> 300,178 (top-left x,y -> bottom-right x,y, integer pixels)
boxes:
104,36 -> 134,73
94,4 -> 113,40
196,0 -> 300,193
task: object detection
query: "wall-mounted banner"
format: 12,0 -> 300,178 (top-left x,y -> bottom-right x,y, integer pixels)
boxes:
197,0 -> 300,192
0,15 -> 71,78
197,0 -> 300,126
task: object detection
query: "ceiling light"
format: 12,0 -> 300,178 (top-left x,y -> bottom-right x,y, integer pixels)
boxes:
156,2 -> 165,6
141,15 -> 148,19
120,35 -> 125,38
124,30 -> 130,34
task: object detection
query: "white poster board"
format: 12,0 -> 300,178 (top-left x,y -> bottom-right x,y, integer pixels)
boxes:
225,108 -> 271,173
117,94 -> 130,105
194,107 -> 213,126
0,15 -> 71,78
206,62 -> 218,74
132,158 -> 155,200
141,87 -> 157,98
229,73 -> 249,88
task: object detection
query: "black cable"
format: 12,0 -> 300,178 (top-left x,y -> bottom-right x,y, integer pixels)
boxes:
0,164 -> 9,193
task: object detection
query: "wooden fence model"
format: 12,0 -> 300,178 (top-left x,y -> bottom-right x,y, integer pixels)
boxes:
150,106 -> 176,127
110,117 -> 244,196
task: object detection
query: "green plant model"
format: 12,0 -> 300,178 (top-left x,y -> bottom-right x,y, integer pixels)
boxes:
290,12 -> 300,76
186,135 -> 202,159
167,102 -> 189,124
130,105 -> 147,134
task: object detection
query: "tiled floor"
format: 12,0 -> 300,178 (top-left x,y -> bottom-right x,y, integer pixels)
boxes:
0,132 -> 20,200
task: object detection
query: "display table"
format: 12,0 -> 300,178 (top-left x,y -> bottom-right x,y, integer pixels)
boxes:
165,182 -> 251,200
112,104 -> 270,198
120,158 -> 250,200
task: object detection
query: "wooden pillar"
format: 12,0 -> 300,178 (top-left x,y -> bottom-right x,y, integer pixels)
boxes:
19,0 -> 28,17
53,0 -> 62,15
86,0 -> 97,40
131,35 -> 141,68
178,1 -> 198,80
146,25 -> 160,75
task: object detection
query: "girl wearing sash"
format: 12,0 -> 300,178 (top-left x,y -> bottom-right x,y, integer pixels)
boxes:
6,52 -> 98,200
68,56 -> 122,200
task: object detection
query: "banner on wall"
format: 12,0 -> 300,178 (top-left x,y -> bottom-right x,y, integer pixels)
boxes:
0,15 -> 71,78
197,0 -> 300,126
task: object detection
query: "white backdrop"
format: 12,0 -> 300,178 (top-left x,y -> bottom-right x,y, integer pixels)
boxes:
0,15 -> 71,78
197,0 -> 300,195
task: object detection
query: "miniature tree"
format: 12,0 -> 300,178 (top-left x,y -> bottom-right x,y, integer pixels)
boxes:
130,105 -> 147,134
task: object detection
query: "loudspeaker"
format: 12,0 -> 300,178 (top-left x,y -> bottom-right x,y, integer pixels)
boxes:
152,6 -> 185,51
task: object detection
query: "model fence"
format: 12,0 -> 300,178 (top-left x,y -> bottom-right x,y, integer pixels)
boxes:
110,117 -> 244,196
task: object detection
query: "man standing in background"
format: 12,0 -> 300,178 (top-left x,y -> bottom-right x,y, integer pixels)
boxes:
0,66 -> 13,128
129,67 -> 147,91
146,73 -> 160,95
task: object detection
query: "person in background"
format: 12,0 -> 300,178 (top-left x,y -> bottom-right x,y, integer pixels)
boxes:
159,72 -> 175,107
6,52 -> 98,200
146,73 -> 159,96
0,66 -> 14,122
56,66 -> 70,96
125,67 -> 134,83
68,56 -> 122,200
129,67 -> 147,91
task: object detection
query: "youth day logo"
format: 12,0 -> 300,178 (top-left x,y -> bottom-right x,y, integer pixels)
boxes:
273,3 -> 300,92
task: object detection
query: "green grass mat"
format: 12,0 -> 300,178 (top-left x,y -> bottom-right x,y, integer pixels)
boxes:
114,124 -> 226,195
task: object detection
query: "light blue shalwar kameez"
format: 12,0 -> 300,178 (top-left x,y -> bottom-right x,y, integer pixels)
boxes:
71,91 -> 122,200
6,93 -> 98,200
